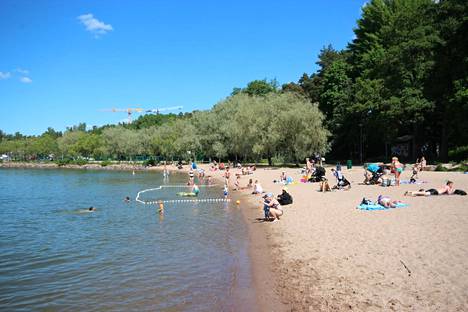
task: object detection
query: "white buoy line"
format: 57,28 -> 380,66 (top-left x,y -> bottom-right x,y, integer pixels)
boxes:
135,184 -> 230,205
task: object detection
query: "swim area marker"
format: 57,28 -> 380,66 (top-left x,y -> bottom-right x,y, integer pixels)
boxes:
135,184 -> 231,205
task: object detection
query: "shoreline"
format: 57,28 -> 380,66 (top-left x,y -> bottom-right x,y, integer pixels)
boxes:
230,189 -> 290,312
207,166 -> 289,312
0,161 -> 163,171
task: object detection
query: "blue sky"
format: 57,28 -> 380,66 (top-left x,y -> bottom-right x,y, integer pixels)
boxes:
0,0 -> 366,135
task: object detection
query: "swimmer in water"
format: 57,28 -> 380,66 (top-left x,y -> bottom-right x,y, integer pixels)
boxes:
88,206 -> 96,211
124,196 -> 130,202
192,183 -> 200,196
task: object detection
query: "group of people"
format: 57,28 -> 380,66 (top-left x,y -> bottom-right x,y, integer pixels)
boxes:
217,162 -> 294,222
364,157 -> 405,186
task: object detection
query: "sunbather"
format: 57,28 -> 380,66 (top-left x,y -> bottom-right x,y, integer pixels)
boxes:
404,181 -> 455,196
377,195 -> 402,208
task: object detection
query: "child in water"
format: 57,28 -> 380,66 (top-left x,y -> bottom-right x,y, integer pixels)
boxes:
192,183 -> 200,196
224,184 -> 229,199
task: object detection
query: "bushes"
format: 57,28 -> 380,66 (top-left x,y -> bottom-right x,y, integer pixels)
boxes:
143,159 -> 156,167
100,160 -> 112,167
55,158 -> 88,166
434,164 -> 448,172
448,146 -> 468,162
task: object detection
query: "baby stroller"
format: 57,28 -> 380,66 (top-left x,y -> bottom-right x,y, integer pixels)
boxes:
308,166 -> 326,182
366,164 -> 383,185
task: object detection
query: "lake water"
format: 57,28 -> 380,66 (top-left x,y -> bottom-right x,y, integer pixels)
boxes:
0,168 -> 255,311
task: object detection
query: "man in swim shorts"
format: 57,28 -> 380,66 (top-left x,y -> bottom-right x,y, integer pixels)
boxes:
405,181 -> 455,196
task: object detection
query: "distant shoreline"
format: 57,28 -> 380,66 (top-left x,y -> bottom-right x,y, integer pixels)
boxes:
0,161 -> 171,171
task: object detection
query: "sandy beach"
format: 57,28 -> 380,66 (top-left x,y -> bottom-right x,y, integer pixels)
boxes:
217,164 -> 468,311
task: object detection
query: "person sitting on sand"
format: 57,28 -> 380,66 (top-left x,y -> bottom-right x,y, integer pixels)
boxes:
320,179 -> 331,192
252,180 -> 263,194
239,178 -> 253,190
405,181 -> 456,196
263,193 -> 283,222
279,171 -> 287,183
377,195 -> 401,208
234,175 -> 240,190
331,168 -> 351,190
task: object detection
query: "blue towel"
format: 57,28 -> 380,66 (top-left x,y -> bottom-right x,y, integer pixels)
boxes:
357,203 -> 408,211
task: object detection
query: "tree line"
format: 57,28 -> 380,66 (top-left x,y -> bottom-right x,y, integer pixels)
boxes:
0,93 -> 328,165
1,0 -> 467,164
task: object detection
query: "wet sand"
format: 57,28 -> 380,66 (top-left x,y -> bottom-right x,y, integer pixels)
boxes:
225,165 -> 468,311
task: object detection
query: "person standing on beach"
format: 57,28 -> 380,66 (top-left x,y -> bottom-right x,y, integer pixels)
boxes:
224,167 -> 231,185
306,158 -> 312,175
188,168 -> 194,185
391,157 -> 404,186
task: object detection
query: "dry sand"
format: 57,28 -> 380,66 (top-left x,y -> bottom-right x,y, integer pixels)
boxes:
218,165 -> 468,311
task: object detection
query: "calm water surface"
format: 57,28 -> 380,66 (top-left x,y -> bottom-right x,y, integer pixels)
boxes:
0,168 -> 254,311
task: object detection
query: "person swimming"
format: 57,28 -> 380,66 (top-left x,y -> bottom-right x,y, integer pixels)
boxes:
124,196 -> 130,202
88,206 -> 96,211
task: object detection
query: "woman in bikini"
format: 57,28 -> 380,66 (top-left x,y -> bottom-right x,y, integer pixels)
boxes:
391,157 -> 404,186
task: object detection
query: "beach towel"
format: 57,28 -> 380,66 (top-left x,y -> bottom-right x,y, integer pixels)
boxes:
357,202 -> 408,211
400,180 -> 428,185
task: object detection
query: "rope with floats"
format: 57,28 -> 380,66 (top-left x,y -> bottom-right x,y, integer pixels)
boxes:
135,184 -> 230,205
